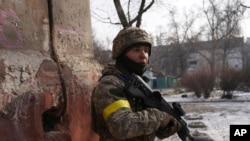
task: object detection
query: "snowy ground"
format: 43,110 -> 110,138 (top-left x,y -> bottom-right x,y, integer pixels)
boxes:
156,90 -> 250,141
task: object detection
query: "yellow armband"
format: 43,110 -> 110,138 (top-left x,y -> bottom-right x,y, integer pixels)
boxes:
103,100 -> 130,120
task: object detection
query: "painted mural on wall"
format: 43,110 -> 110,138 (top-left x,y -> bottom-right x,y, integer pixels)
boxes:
0,8 -> 23,48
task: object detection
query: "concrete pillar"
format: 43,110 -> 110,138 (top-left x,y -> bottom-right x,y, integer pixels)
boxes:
0,0 -> 100,140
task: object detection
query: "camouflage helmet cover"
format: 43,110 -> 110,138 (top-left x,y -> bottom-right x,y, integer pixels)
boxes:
112,27 -> 152,59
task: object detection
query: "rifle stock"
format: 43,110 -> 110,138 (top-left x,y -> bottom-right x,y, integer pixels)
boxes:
124,73 -> 194,141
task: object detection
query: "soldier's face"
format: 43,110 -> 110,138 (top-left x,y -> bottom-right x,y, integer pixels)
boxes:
125,45 -> 150,64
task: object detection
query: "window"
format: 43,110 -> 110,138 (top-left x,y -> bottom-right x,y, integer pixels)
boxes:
189,61 -> 197,65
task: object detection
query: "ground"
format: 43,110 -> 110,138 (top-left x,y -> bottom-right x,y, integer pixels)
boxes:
157,90 -> 250,141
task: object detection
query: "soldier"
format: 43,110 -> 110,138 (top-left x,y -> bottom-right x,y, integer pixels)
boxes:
91,27 -> 180,141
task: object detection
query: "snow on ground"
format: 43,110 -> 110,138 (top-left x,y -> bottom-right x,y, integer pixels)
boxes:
156,90 -> 250,141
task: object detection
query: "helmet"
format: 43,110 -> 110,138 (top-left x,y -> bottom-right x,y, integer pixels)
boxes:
112,27 -> 152,59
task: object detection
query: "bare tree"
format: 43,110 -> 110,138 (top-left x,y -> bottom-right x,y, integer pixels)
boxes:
149,7 -> 201,77
166,10 -> 198,76
91,0 -> 158,28
93,36 -> 113,66
240,2 -> 250,8
149,9 -> 199,77
113,0 -> 155,28
192,0 -> 245,72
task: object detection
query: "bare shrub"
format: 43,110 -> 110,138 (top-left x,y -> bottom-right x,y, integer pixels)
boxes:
181,71 -> 202,98
181,68 -> 215,98
196,69 -> 215,98
220,68 -> 244,99
243,65 -> 250,90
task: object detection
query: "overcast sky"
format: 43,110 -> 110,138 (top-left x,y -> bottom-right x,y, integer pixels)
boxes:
90,0 -> 250,49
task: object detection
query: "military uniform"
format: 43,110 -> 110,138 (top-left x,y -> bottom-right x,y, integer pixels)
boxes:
91,27 -> 180,141
92,63 -> 168,141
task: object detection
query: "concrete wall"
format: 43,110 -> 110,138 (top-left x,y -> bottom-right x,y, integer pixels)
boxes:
0,0 -> 100,140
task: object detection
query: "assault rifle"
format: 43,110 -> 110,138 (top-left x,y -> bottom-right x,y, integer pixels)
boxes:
124,73 -> 194,141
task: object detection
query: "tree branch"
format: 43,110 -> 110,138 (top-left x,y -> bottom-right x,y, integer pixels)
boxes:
113,0 -> 130,28
240,3 -> 250,8
130,0 -> 155,27
135,0 -> 145,27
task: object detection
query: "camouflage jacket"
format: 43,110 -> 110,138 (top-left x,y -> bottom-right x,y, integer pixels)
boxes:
91,63 -> 168,141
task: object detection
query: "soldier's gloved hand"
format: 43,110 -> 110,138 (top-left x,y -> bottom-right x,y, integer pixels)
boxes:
157,112 -> 181,139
